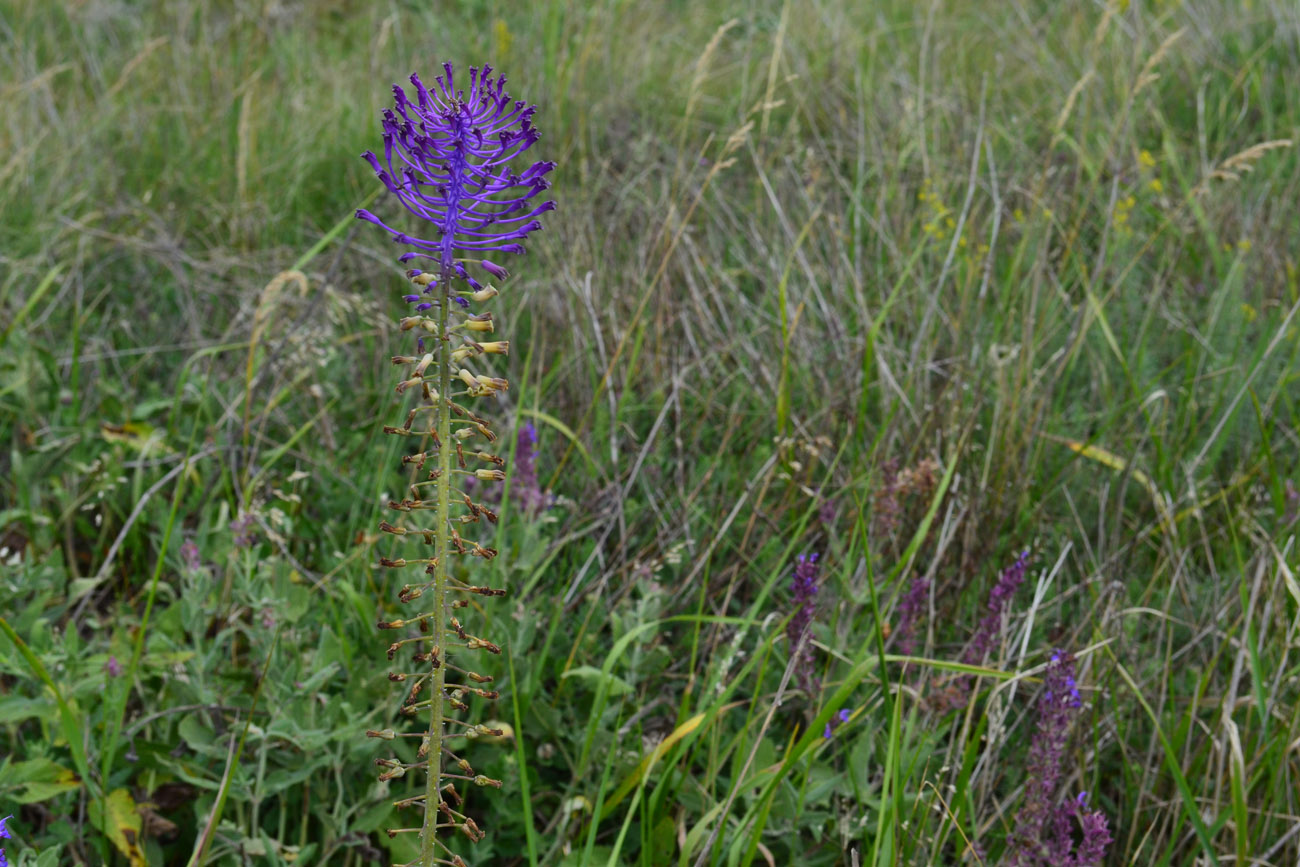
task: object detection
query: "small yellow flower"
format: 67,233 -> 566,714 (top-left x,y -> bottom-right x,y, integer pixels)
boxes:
1138,149 -> 1156,169
1241,303 -> 1258,323
1236,238 -> 1253,252
1148,178 -> 1163,193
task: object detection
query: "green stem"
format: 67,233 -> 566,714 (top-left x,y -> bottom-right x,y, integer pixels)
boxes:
421,286 -> 453,865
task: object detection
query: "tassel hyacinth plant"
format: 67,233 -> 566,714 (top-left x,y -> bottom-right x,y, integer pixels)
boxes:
356,63 -> 555,866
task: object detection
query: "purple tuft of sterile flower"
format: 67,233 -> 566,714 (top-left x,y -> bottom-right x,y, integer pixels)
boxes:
511,422 -> 550,516
356,64 -> 556,281
893,574 -> 930,655
962,549 -> 1030,667
786,552 -> 821,697
822,708 -> 850,739
1005,650 -> 1111,867
104,655 -> 123,677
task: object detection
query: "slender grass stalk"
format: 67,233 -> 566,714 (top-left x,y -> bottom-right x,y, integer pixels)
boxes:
356,63 -> 555,866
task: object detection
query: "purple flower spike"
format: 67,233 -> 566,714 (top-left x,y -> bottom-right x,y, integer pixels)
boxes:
511,422 -> 550,516
0,813 -> 11,838
105,655 -> 123,677
894,574 -> 930,655
358,65 -> 555,271
1005,650 -> 1112,867
962,549 -> 1031,666
786,552 -> 822,697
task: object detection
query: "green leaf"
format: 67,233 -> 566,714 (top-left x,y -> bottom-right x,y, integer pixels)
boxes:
561,664 -> 634,696
0,695 -> 55,725
0,757 -> 81,804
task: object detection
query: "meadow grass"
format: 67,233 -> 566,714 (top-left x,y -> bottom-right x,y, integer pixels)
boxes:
2,0 -> 1299,864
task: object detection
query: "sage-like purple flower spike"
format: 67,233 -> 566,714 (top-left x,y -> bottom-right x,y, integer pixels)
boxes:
1006,650 -> 1112,867
932,549 -> 1030,712
962,549 -> 1030,666
893,574 -> 930,655
512,422 -> 549,516
357,63 -> 553,866
786,552 -> 821,697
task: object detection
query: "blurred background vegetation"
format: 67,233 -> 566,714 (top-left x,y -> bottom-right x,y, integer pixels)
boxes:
1,0 -> 1298,864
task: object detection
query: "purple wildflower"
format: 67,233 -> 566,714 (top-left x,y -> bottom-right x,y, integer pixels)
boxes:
893,574 -> 930,655
231,511 -> 258,549
104,655 -> 123,677
0,814 -> 10,837
929,550 -> 1030,712
962,549 -> 1030,666
356,64 -> 555,282
818,498 -> 837,527
786,553 -> 821,697
180,539 -> 201,572
822,708 -> 850,739
1071,799 -> 1113,867
1005,650 -> 1111,867
871,458 -> 901,537
511,422 -> 549,516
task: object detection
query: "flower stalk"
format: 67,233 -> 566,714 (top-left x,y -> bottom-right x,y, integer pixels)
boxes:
357,63 -> 554,865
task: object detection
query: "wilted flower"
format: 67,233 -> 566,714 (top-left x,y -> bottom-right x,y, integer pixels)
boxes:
872,458 -> 902,537
786,552 -> 821,697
